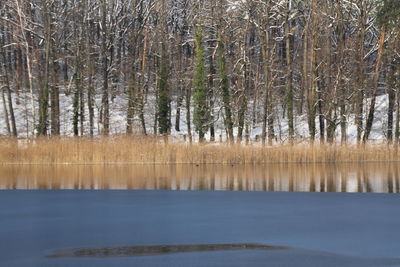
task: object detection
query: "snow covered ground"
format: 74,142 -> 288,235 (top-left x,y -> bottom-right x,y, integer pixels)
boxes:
0,91 -> 391,144
1,190 -> 400,266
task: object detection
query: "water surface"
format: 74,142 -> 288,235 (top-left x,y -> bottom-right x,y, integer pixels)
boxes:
1,190 -> 400,266
1,163 -> 399,193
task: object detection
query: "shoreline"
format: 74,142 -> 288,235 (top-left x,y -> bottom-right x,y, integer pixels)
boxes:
2,160 -> 400,165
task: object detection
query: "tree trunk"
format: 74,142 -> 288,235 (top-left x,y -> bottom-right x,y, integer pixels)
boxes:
388,86 -> 395,142
268,107 -> 275,146
1,42 -> 17,137
15,0 -> 35,136
101,0 -> 109,136
126,33 -> 139,135
237,40 -> 248,144
1,89 -> 11,136
126,73 -> 136,134
175,88 -> 183,132
208,50 -> 215,142
355,6 -> 366,144
395,79 -> 400,143
260,25 -> 271,146
79,75 -> 85,136
286,5 -> 294,143
50,62 -> 60,136
73,51 -> 81,136
387,62 -> 396,142
307,0 -> 318,144
87,54 -> 94,137
318,80 -> 325,144
218,39 -> 234,143
38,1 -> 52,136
139,27 -> 149,136
338,21 -> 347,144
186,86 -> 192,144
85,9 -> 94,137
363,29 -> 385,143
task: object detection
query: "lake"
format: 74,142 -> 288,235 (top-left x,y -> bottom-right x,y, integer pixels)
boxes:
1,163 -> 400,266
0,163 -> 399,193
1,190 -> 400,267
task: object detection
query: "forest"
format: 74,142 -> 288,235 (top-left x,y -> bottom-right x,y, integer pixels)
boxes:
1,0 -> 400,145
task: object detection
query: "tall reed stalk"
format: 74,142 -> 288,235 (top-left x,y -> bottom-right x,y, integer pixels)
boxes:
0,137 -> 399,164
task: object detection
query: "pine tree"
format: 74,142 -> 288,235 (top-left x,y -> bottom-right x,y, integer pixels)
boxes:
157,42 -> 171,135
364,0 -> 400,142
376,0 -> 400,29
217,38 -> 234,143
193,26 -> 209,142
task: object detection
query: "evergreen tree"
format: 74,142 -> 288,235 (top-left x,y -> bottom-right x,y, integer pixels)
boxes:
157,42 -> 171,135
193,26 -> 209,142
376,0 -> 400,29
364,0 -> 400,142
217,38 -> 234,143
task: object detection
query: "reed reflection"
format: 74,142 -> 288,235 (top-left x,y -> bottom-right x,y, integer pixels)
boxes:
0,163 -> 399,193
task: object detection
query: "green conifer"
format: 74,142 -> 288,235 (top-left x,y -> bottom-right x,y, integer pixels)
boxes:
157,42 -> 171,135
193,26 -> 209,142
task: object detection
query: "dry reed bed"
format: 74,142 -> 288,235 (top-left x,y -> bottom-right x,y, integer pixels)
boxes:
0,137 -> 399,164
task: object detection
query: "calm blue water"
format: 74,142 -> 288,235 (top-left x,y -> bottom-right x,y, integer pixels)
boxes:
1,191 -> 400,266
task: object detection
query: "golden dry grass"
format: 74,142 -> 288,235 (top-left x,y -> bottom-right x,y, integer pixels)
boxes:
0,136 -> 399,164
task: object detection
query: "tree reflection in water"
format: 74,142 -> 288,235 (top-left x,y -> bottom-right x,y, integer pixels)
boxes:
0,163 -> 399,193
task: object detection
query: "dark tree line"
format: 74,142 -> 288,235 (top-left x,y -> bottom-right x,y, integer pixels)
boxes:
0,0 -> 400,144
